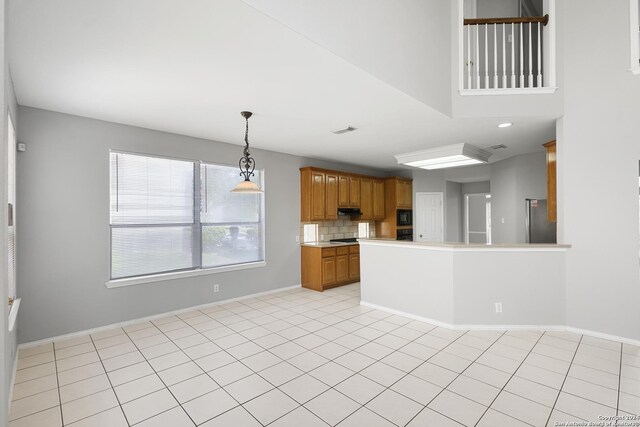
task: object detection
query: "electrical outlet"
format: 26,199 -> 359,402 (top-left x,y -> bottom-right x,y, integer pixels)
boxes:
213,284 -> 220,293
501,217 -> 505,224
495,302 -> 503,313
295,235 -> 300,243
320,234 -> 324,241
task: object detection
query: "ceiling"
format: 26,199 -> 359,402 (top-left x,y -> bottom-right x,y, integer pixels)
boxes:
8,0 -> 556,171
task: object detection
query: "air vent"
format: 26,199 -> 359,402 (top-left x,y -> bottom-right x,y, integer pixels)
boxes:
332,126 -> 357,135
490,144 -> 508,150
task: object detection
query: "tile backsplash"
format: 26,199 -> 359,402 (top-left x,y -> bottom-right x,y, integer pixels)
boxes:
300,219 -> 375,242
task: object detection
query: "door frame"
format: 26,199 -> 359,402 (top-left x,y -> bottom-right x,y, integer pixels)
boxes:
464,192 -> 492,244
415,192 -> 444,242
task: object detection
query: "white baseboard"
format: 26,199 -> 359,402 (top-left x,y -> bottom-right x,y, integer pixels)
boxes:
20,284 -> 301,350
360,301 -> 640,347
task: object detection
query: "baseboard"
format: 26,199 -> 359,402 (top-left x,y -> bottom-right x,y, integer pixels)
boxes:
20,284 -> 301,350
360,301 -> 640,347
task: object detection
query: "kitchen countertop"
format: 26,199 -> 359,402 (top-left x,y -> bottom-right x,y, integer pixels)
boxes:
300,241 -> 359,248
360,238 -> 571,250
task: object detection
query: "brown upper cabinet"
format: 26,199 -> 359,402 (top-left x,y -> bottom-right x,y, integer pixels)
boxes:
543,140 -> 557,222
395,179 -> 413,209
360,178 -> 373,220
300,167 -> 384,221
325,173 -> 338,220
373,179 -> 385,220
338,175 -> 350,207
349,176 -> 361,208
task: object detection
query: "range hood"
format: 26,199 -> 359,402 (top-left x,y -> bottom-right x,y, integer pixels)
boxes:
337,208 -> 362,216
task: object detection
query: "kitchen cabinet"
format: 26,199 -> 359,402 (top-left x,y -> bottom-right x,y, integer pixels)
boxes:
360,178 -> 373,220
349,176 -> 361,207
543,140 -> 557,222
375,177 -> 414,239
300,169 -> 326,222
325,173 -> 338,220
338,175 -> 350,207
373,179 -> 385,220
301,244 -> 360,291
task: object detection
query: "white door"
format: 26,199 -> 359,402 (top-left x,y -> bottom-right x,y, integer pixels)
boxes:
465,193 -> 492,244
416,192 -> 444,242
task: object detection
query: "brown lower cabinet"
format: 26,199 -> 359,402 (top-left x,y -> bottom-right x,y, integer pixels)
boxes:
302,244 -> 360,291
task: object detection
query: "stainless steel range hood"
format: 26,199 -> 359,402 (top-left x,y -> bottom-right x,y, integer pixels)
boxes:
337,207 -> 362,216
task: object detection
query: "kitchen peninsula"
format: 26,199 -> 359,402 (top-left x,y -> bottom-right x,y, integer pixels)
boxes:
359,239 -> 571,329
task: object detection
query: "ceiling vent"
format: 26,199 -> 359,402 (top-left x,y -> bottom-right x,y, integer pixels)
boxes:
332,126 -> 357,135
490,144 -> 508,150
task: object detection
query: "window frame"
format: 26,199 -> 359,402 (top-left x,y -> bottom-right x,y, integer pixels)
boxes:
632,0 -> 640,74
106,150 -> 266,288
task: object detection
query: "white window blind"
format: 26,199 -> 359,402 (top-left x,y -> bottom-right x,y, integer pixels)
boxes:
201,163 -> 263,268
7,113 -> 16,303
109,152 -> 265,280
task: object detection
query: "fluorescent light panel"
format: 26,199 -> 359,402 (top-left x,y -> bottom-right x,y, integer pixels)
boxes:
395,143 -> 492,170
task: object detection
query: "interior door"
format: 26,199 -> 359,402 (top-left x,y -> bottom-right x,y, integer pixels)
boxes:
465,193 -> 492,244
415,192 -> 444,242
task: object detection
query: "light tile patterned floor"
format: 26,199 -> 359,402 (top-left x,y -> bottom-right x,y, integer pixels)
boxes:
9,284 -> 640,426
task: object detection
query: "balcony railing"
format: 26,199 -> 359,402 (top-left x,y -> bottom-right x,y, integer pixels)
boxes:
462,15 -> 549,91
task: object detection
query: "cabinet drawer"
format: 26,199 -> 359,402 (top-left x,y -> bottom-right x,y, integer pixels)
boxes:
336,247 -> 349,255
349,245 -> 360,254
322,248 -> 336,257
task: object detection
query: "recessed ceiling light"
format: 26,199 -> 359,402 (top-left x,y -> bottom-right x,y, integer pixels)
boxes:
498,122 -> 513,128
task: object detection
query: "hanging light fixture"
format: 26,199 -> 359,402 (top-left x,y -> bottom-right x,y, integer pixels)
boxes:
231,111 -> 263,193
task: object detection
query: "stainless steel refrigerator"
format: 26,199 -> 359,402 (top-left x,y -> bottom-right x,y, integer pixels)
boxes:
525,199 -> 557,243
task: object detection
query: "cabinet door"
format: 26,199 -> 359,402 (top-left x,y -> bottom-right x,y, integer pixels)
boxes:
325,173 -> 338,220
395,180 -> 404,208
322,257 -> 336,286
373,179 -> 385,220
348,254 -> 360,280
338,175 -> 350,207
403,181 -> 413,208
360,178 -> 373,220
349,176 -> 361,207
311,171 -> 326,220
336,254 -> 349,283
544,141 -> 557,222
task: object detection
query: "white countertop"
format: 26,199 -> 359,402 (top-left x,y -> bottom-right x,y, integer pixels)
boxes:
300,241 -> 359,248
359,238 -> 571,251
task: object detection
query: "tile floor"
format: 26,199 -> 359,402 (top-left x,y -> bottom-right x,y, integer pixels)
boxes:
8,283 -> 640,427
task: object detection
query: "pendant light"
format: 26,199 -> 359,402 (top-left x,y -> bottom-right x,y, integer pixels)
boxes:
231,111 -> 263,193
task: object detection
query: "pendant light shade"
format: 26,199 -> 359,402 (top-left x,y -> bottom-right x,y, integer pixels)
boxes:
231,111 -> 263,193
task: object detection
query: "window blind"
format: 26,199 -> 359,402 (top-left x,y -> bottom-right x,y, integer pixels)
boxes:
109,152 -> 265,280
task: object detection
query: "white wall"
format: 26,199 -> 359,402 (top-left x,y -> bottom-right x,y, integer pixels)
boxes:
490,152 -> 546,243
15,107 -> 384,343
446,181 -> 463,242
557,0 -> 640,340
242,0 -> 453,116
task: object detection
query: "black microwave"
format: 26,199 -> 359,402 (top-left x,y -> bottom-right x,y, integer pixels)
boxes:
397,209 -> 412,226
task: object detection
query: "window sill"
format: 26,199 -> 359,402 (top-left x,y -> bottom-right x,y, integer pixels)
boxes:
106,261 -> 267,288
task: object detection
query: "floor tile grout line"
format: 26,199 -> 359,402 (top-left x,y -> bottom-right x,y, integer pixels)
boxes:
542,333 -> 584,427
120,326 -> 208,427
52,340 -> 65,426
88,333 -> 131,427
616,342 -> 623,416
469,331 -> 547,427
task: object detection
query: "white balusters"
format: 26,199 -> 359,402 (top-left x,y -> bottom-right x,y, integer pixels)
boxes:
511,23 -> 516,88
484,24 -> 489,88
502,24 -> 507,88
463,16 -> 547,90
519,23 -> 524,87
475,25 -> 480,89
537,22 -> 542,86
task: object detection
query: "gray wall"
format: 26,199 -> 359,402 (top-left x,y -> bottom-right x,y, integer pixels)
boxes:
461,181 -> 490,195
15,107 -> 384,343
557,0 -> 640,340
490,152 -> 546,243
445,181 -> 463,242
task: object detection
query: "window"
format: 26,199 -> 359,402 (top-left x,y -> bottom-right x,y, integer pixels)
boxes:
7,113 -> 16,304
303,224 -> 318,243
358,222 -> 370,239
109,152 -> 264,280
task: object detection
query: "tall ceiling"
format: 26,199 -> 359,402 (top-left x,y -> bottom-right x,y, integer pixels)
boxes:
8,0 -> 556,170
